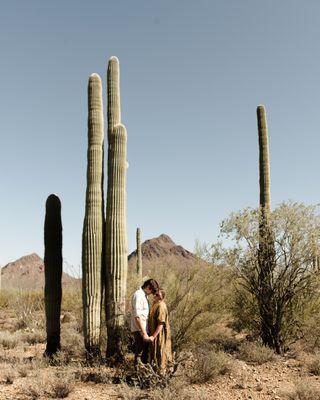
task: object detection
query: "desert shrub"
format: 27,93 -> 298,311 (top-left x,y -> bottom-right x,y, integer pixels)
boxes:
208,325 -> 240,353
9,290 -> 44,330
48,375 -> 74,399
188,347 -> 232,384
61,287 -> 82,326
217,202 -> 320,353
128,260 -> 234,353
307,355 -> 320,376
237,341 -> 276,365
79,370 -> 110,384
60,323 -> 85,361
4,374 -> 14,384
22,370 -> 75,399
17,364 -> 29,378
0,289 -> 10,308
23,383 -> 45,399
0,331 -> 18,349
117,379 -> 207,400
284,381 -> 320,400
20,330 -> 46,345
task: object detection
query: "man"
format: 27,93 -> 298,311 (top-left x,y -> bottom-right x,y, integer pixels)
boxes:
131,278 -> 159,365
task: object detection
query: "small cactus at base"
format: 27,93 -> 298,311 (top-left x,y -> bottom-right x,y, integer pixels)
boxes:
44,194 -> 62,356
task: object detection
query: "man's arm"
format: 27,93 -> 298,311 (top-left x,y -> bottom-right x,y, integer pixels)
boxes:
134,317 -> 150,341
132,292 -> 152,341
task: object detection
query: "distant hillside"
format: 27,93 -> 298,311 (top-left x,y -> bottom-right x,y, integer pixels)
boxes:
128,233 -> 206,274
1,253 -> 78,290
1,235 -> 204,289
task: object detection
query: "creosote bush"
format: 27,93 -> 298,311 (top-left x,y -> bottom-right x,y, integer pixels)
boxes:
188,347 -> 232,384
284,381 -> 320,400
307,355 -> 320,376
237,341 -> 276,365
129,260 -> 234,353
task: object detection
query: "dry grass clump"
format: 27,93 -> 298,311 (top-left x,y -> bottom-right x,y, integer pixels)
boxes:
188,347 -> 232,384
283,381 -> 320,400
78,369 -> 110,384
17,364 -> 29,377
117,379 -> 209,400
306,355 -> 320,376
22,370 -> 75,399
60,323 -> 85,361
0,330 -> 19,349
49,374 -> 75,399
208,325 -> 240,354
237,341 -> 276,365
20,330 -> 46,345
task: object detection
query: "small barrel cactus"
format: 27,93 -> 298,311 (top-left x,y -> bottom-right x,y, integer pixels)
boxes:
44,194 -> 63,356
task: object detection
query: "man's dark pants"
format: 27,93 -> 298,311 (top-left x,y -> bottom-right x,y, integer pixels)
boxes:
133,331 -> 149,365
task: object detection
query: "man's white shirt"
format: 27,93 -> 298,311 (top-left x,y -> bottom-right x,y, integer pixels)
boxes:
131,287 -> 149,332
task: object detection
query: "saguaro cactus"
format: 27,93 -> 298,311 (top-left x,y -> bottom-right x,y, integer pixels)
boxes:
44,194 -> 62,356
136,227 -> 142,278
105,56 -> 128,359
257,105 -> 277,351
257,105 -> 271,217
82,73 -> 104,358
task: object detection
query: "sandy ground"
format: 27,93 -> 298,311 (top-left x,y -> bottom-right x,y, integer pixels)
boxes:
0,343 -> 319,400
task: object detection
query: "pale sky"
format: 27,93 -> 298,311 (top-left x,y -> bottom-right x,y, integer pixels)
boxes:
1,1 -> 320,272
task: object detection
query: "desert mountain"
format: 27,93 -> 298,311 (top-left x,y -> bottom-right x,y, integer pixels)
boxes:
128,233 -> 205,274
1,235 -> 203,290
1,253 -> 78,290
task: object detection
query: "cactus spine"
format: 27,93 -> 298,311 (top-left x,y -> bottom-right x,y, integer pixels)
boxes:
136,228 -> 142,278
82,73 -> 104,358
105,56 -> 128,359
44,194 -> 62,356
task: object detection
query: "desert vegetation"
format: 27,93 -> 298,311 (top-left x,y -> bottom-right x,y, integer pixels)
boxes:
1,55 -> 320,400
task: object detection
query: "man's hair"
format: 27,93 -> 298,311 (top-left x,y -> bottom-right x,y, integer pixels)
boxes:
142,279 -> 159,294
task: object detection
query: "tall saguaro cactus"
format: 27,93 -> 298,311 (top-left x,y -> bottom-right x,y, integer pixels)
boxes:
256,105 -> 277,351
44,194 -> 62,356
105,56 -> 128,359
257,105 -> 271,217
136,227 -> 142,278
82,73 -> 104,358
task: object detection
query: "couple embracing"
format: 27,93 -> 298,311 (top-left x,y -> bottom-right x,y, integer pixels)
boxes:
130,279 -> 172,373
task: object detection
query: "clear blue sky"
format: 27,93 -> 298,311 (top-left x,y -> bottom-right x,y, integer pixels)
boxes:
1,1 -> 320,271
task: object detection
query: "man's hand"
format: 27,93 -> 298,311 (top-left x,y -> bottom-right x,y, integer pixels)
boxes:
142,332 -> 150,341
148,336 -> 155,342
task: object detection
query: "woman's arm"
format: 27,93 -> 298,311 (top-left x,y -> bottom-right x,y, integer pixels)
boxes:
151,322 -> 164,339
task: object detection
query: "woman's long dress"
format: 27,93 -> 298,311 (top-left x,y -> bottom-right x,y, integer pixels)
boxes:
148,301 -> 173,372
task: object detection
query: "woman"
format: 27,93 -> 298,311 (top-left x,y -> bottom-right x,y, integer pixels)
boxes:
148,289 -> 173,373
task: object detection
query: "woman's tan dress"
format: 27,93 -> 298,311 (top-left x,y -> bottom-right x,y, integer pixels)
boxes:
148,301 -> 173,372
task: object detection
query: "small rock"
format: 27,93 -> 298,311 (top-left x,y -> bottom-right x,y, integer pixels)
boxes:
255,384 -> 263,392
